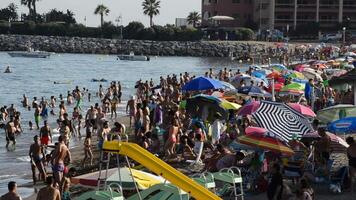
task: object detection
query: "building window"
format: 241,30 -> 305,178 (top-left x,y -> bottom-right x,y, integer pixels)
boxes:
232,0 -> 240,3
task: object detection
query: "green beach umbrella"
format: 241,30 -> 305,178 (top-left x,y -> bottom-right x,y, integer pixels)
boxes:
281,83 -> 305,91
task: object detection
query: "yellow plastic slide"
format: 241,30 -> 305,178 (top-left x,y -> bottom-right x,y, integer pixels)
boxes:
103,141 -> 221,200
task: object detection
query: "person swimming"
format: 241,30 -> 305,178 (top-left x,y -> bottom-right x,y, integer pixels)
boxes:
4,66 -> 12,73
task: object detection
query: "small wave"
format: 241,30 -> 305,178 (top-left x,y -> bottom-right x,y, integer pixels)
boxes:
16,156 -> 31,162
0,174 -> 17,179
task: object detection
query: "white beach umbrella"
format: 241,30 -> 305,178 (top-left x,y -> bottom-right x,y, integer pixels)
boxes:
209,16 -> 234,21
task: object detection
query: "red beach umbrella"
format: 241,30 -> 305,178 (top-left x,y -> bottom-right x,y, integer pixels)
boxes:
287,103 -> 316,117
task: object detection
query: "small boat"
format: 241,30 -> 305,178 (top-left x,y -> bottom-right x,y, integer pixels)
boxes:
118,52 -> 149,61
8,47 -> 50,58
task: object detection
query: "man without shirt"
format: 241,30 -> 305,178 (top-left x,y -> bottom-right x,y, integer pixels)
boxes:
0,181 -> 22,200
36,177 -> 60,200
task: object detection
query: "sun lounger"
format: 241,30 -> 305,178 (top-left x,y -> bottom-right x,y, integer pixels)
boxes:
126,183 -> 189,200
192,172 -> 216,191
213,167 -> 244,200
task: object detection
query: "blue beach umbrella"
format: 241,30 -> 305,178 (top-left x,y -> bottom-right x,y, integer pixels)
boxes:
252,71 -> 266,79
327,117 -> 356,134
237,86 -> 272,97
182,76 -> 223,91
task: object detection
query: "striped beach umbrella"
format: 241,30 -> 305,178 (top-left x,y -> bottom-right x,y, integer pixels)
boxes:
252,101 -> 314,142
238,134 -> 294,156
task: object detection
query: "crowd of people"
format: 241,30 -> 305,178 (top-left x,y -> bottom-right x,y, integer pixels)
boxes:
0,44 -> 356,200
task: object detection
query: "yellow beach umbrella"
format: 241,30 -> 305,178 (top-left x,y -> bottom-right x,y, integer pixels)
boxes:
221,100 -> 241,110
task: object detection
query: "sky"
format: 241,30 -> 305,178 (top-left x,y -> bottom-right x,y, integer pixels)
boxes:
1,0 -> 201,27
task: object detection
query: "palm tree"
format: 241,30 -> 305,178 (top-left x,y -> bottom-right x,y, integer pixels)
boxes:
142,0 -> 160,27
31,0 -> 39,22
94,4 -> 110,28
187,11 -> 201,28
20,0 -> 32,19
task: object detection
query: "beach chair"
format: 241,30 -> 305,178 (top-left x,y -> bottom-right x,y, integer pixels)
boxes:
126,183 -> 189,200
76,183 -> 124,200
213,167 -> 244,200
192,172 -> 216,192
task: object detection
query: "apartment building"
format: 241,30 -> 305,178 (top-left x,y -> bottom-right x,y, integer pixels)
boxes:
202,0 -> 356,31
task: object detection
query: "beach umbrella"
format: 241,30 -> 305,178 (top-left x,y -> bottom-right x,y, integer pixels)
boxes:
302,131 -> 349,153
71,167 -> 165,190
220,100 -> 241,110
317,104 -> 356,124
237,86 -> 272,97
327,117 -> 356,134
267,71 -> 282,79
252,71 -> 266,78
312,63 -> 327,70
271,64 -> 287,72
245,126 -> 267,135
237,101 -> 260,116
230,75 -> 268,87
287,103 -> 316,118
182,76 -> 223,91
211,91 -> 224,98
344,52 -> 356,57
286,71 -> 305,79
185,94 -> 228,120
221,81 -> 236,91
294,64 -> 309,72
291,78 -> 308,84
302,68 -> 323,81
238,134 -> 294,156
252,101 -> 314,142
267,82 -> 284,93
280,83 -> 305,96
209,15 -> 234,21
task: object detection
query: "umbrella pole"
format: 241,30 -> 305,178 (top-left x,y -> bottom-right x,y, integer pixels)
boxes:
272,78 -> 275,101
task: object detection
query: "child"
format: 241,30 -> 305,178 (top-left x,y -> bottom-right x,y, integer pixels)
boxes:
29,121 -> 33,130
81,132 -> 93,167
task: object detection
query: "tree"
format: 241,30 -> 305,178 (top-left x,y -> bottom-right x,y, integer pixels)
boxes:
142,0 -> 160,27
31,0 -> 39,22
123,21 -> 145,39
187,11 -> 201,28
20,0 -> 32,19
94,4 -> 110,28
0,3 -> 18,21
45,9 -> 76,24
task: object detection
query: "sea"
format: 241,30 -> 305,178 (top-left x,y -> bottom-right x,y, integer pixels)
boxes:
0,52 -> 242,197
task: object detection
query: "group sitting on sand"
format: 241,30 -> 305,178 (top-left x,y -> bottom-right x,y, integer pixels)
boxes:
1,43 -> 356,200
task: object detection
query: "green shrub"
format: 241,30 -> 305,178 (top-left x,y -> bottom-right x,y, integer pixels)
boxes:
235,28 -> 254,40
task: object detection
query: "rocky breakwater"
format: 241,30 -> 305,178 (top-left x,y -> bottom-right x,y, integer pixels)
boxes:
0,34 -> 288,57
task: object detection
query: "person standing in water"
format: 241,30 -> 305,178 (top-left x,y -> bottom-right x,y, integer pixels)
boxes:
110,92 -> 119,119
5,117 -> 17,150
21,94 -> 29,108
29,135 -> 47,185
40,121 -> 52,147
51,136 -> 71,188
34,104 -> 41,130
126,96 -> 136,127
